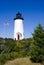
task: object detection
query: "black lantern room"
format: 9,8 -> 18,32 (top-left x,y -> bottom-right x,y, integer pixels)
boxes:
14,12 -> 24,20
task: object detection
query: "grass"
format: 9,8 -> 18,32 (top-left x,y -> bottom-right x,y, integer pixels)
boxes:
4,57 -> 41,65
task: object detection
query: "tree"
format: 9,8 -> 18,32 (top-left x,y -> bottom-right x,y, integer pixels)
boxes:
30,24 -> 44,63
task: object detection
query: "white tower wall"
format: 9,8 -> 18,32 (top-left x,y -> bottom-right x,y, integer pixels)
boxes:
14,19 -> 24,40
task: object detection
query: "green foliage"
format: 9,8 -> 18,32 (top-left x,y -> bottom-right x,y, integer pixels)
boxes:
30,24 -> 44,63
0,38 -> 32,65
0,54 -> 7,65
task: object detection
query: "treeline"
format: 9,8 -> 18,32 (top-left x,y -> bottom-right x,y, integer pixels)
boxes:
0,24 -> 44,65
0,38 -> 32,54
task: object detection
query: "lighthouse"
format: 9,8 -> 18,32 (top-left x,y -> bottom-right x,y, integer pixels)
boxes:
14,12 -> 24,40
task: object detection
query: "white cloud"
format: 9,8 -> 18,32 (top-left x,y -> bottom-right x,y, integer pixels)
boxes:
4,22 -> 10,26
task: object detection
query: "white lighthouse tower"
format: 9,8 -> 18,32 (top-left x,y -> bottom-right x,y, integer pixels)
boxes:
14,12 -> 24,40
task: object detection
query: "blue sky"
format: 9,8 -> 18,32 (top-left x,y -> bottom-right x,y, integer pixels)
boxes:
0,0 -> 44,38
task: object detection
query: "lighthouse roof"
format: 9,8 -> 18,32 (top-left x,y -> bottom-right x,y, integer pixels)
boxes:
14,12 -> 24,20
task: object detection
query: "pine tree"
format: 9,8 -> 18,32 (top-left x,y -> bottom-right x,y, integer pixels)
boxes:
30,24 -> 44,63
